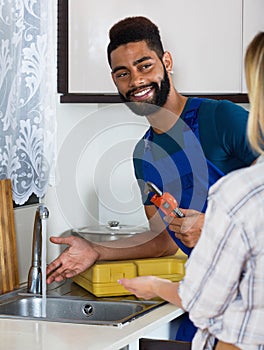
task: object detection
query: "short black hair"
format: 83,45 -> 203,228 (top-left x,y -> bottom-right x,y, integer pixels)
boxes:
107,16 -> 165,67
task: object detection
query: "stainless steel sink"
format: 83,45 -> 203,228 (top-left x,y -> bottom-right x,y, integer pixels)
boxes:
0,282 -> 165,326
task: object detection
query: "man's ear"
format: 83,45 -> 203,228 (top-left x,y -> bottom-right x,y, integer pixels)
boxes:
162,51 -> 173,73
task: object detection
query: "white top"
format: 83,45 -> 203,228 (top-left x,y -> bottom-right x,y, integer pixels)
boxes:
0,303 -> 182,350
179,155 -> 264,350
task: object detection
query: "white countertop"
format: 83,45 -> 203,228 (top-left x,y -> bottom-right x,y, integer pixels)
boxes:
0,303 -> 183,350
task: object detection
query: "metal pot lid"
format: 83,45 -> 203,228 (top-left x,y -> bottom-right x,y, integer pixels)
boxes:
73,221 -> 148,235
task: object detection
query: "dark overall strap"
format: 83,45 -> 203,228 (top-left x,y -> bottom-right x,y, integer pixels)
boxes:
183,97 -> 204,135
141,98 -> 224,256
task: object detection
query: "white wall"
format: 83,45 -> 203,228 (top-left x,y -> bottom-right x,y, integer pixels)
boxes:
46,99 -> 150,249
14,204 -> 38,284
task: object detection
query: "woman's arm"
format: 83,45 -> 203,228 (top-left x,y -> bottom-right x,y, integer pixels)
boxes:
119,276 -> 183,308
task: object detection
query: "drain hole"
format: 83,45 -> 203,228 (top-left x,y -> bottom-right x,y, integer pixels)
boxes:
82,304 -> 94,317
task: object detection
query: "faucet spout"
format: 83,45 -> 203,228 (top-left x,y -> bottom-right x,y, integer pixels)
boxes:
27,205 -> 49,294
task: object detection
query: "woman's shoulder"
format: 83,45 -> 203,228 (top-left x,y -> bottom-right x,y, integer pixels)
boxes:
209,156 -> 264,212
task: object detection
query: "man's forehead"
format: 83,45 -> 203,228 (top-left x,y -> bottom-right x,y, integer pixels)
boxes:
110,41 -> 158,66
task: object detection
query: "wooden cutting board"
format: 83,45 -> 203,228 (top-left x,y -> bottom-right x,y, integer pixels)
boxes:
0,179 -> 19,294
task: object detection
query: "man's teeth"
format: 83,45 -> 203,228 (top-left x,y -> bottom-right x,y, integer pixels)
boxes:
134,88 -> 151,97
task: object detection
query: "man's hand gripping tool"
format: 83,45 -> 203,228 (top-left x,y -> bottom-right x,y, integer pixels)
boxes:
145,181 -> 185,218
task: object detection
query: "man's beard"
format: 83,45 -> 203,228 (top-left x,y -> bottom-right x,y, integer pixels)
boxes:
118,66 -> 171,116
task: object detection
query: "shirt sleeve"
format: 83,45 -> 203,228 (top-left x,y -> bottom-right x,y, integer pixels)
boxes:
215,101 -> 257,167
178,183 -> 247,329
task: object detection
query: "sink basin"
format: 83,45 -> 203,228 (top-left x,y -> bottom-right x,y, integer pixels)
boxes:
0,293 -> 164,327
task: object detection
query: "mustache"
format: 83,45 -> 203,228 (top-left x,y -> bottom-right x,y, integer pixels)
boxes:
126,83 -> 158,99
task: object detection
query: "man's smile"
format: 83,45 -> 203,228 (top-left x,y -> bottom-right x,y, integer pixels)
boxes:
128,85 -> 154,102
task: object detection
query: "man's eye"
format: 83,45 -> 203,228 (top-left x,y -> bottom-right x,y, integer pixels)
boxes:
141,63 -> 152,70
116,72 -> 128,78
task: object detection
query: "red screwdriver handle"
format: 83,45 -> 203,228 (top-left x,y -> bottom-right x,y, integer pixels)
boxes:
150,192 -> 185,218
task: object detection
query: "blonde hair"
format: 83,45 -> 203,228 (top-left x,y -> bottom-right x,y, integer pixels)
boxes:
245,32 -> 264,154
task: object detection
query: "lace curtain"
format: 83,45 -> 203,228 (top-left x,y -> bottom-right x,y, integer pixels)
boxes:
0,0 -> 56,205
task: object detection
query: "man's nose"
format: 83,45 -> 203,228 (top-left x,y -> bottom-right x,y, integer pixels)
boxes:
129,71 -> 145,88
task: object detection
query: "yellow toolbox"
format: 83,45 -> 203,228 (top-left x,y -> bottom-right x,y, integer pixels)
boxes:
73,253 -> 187,297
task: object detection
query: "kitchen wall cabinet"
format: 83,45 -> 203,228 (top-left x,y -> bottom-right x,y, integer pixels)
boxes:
65,0 -> 242,95
59,0 -> 264,102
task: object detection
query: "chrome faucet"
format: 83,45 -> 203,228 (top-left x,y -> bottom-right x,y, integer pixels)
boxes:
27,204 -> 49,294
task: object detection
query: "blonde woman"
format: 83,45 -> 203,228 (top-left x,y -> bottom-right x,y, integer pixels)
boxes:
119,32 -> 264,350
